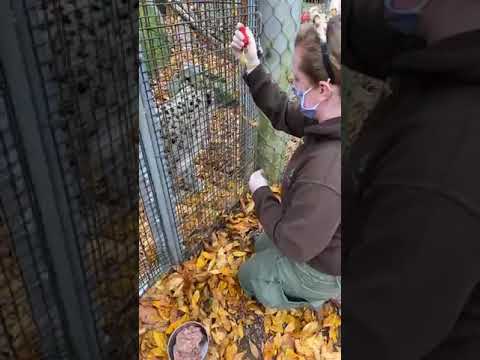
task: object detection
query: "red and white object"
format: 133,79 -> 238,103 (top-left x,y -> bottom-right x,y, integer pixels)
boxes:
239,25 -> 250,65
301,11 -> 311,23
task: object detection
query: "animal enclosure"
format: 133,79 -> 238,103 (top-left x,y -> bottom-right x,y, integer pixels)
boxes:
138,0 -> 258,293
1,1 -> 138,358
138,0 -> 335,291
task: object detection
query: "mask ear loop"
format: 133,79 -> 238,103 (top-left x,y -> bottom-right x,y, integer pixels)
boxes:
301,87 -> 321,111
300,88 -> 310,109
322,78 -> 333,98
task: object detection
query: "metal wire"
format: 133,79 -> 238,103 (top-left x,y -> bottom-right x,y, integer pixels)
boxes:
253,0 -> 334,183
0,65 -> 69,359
139,140 -> 174,295
139,0 -> 257,284
16,0 -> 139,358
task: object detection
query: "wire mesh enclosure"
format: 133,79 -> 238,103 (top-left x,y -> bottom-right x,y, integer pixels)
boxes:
139,138 -> 178,294
1,0 -> 138,358
138,0 -> 339,294
0,65 -> 69,360
138,0 -> 258,291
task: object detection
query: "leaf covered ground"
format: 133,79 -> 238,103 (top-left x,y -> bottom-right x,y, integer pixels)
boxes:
139,190 -> 341,360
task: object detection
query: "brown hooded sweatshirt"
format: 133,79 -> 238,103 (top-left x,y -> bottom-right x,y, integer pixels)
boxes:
243,64 -> 341,276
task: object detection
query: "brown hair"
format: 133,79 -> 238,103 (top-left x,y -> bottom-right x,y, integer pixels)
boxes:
294,16 -> 341,86
327,15 -> 341,85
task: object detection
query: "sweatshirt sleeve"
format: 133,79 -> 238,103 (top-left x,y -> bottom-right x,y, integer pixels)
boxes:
252,181 -> 341,263
343,185 -> 480,359
243,65 -> 305,138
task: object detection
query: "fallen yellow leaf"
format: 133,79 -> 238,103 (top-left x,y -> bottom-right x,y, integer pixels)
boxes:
152,331 -> 167,352
322,352 -> 341,360
178,305 -> 189,314
191,290 -> 200,308
166,274 -> 184,291
234,351 -> 246,360
196,255 -> 208,270
263,341 -> 276,360
207,258 -> 217,271
274,332 -> 283,349
225,343 -> 238,360
232,251 -> 247,257
284,348 -> 303,359
151,295 -> 170,308
201,251 -> 215,260
270,323 -> 284,334
237,324 -> 244,338
284,318 -> 297,333
165,314 -> 189,335
224,242 -> 236,252
148,346 -> 166,357
295,339 -> 314,357
221,314 -> 232,332
281,333 -> 295,350
212,329 -> 226,345
220,267 -> 234,276
245,201 -> 255,214
218,281 -> 227,291
302,321 -> 319,335
323,313 -> 341,328
249,340 -> 260,359
329,325 -> 339,343
303,309 -> 316,323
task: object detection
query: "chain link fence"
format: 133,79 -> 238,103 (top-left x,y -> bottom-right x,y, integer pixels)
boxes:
1,0 -> 138,358
255,0 -> 336,182
138,0 -> 258,292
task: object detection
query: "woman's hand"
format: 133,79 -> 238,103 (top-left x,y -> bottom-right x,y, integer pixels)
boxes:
249,169 -> 269,194
230,23 -> 260,72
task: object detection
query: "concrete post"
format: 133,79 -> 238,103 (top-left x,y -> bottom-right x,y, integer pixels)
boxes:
255,0 -> 301,183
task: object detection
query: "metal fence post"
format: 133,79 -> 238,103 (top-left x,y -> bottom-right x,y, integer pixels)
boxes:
139,57 -> 182,266
0,2 -> 101,359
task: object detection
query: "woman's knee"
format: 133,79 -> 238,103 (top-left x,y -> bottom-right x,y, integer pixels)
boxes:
238,259 -> 255,295
238,253 -> 277,296
253,232 -> 275,253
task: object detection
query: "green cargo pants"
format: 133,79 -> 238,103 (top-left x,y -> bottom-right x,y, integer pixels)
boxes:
238,232 -> 341,309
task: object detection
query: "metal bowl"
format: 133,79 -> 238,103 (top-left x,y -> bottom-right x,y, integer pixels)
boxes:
167,321 -> 209,360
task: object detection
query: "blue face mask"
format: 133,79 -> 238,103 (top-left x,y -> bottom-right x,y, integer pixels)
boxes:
384,0 -> 432,35
292,86 -> 320,119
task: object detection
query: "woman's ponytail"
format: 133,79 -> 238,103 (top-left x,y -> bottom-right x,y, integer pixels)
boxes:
295,15 -> 342,86
327,15 -> 341,85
